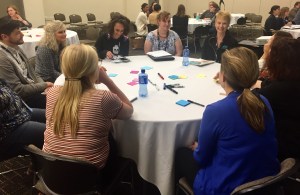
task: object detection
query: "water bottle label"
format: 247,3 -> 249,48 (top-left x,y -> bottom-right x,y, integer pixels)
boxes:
139,75 -> 148,84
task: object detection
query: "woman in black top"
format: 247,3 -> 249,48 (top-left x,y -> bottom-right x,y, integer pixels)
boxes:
264,5 -> 282,35
95,15 -> 130,59
172,4 -> 190,39
202,11 -> 237,63
6,5 -> 32,29
256,37 -> 300,161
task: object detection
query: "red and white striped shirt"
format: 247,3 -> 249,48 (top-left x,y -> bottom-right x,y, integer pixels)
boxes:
43,86 -> 122,168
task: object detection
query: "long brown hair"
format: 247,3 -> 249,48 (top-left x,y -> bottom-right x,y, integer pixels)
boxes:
175,4 -> 186,17
222,47 -> 268,133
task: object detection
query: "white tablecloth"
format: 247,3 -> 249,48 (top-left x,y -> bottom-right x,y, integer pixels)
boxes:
19,28 -> 80,58
55,55 -> 224,195
281,28 -> 300,39
230,13 -> 245,26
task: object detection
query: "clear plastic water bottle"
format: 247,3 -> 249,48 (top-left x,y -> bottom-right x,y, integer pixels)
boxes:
182,46 -> 190,66
139,69 -> 148,97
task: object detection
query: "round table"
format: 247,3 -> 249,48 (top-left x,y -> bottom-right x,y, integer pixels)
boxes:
55,55 -> 224,195
171,18 -> 211,33
19,28 -> 80,58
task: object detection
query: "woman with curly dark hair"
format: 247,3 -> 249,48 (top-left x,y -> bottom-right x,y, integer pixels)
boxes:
95,15 -> 130,59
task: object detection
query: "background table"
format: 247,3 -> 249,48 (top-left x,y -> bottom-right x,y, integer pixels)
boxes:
19,28 -> 80,58
55,55 -> 224,195
281,27 -> 300,39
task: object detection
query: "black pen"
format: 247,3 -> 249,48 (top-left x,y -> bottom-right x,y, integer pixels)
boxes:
187,100 -> 205,107
164,84 -> 178,94
130,97 -> 138,103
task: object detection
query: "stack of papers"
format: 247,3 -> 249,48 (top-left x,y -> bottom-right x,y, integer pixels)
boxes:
256,36 -> 272,45
147,50 -> 174,61
189,59 -> 215,67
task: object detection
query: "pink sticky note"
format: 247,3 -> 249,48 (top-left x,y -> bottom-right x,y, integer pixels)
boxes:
130,70 -> 139,74
127,81 -> 138,86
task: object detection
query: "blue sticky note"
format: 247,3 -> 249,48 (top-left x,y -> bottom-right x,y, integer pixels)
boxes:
108,73 -> 118,77
141,66 -> 153,70
168,75 -> 179,80
176,100 -> 190,107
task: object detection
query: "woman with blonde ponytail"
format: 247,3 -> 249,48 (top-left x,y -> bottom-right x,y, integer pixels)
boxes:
175,47 -> 279,195
43,44 -> 133,170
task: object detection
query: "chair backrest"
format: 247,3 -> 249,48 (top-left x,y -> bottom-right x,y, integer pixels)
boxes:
25,145 -> 99,195
245,13 -> 256,22
86,13 -> 96,22
54,13 -> 66,21
69,14 -> 83,24
231,158 -> 300,195
86,26 -> 100,40
147,24 -> 158,32
251,15 -> 262,23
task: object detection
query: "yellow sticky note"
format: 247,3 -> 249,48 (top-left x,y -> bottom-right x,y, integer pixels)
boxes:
178,75 -> 188,79
197,73 -> 206,78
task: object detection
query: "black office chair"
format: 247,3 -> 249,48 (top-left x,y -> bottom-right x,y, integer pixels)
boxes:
86,13 -> 103,24
231,158 -> 300,195
69,14 -> 87,28
25,144 -> 100,194
147,24 -> 158,32
25,144 -> 161,195
177,158 -> 300,195
53,13 -> 70,24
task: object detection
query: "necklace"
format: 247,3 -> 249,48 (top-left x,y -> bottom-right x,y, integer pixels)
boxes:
157,30 -> 169,51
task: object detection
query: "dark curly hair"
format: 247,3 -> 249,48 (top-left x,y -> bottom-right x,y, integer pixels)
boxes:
108,15 -> 130,36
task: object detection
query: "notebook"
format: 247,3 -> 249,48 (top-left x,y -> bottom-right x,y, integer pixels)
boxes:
147,50 -> 175,61
189,60 -> 215,67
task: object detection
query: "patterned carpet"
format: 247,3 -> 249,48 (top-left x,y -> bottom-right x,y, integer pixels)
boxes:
0,156 -> 33,195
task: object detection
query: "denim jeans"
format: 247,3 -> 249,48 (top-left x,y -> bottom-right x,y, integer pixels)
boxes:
0,108 -> 46,160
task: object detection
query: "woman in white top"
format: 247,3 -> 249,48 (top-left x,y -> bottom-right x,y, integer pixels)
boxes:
135,3 -> 149,36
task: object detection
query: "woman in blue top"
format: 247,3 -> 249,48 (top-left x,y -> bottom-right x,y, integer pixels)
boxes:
176,47 -> 280,195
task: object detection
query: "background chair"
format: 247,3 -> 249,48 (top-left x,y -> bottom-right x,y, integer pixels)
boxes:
86,13 -> 103,24
79,26 -> 100,45
69,14 -> 87,28
53,13 -> 70,25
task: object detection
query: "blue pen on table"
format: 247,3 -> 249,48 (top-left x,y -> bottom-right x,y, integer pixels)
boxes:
187,100 -> 205,107
158,73 -> 164,80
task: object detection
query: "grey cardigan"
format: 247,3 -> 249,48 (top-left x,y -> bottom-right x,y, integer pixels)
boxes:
0,46 -> 47,98
35,46 -> 61,82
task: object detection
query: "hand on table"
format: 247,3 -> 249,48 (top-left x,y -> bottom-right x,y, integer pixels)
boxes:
106,51 -> 113,59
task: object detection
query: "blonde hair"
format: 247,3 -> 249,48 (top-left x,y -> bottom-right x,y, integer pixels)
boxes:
38,20 -> 66,52
51,44 -> 99,137
215,11 -> 231,24
221,47 -> 268,133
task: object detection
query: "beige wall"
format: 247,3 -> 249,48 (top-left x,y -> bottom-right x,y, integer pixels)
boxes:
23,0 -> 45,27
24,0 -> 298,27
